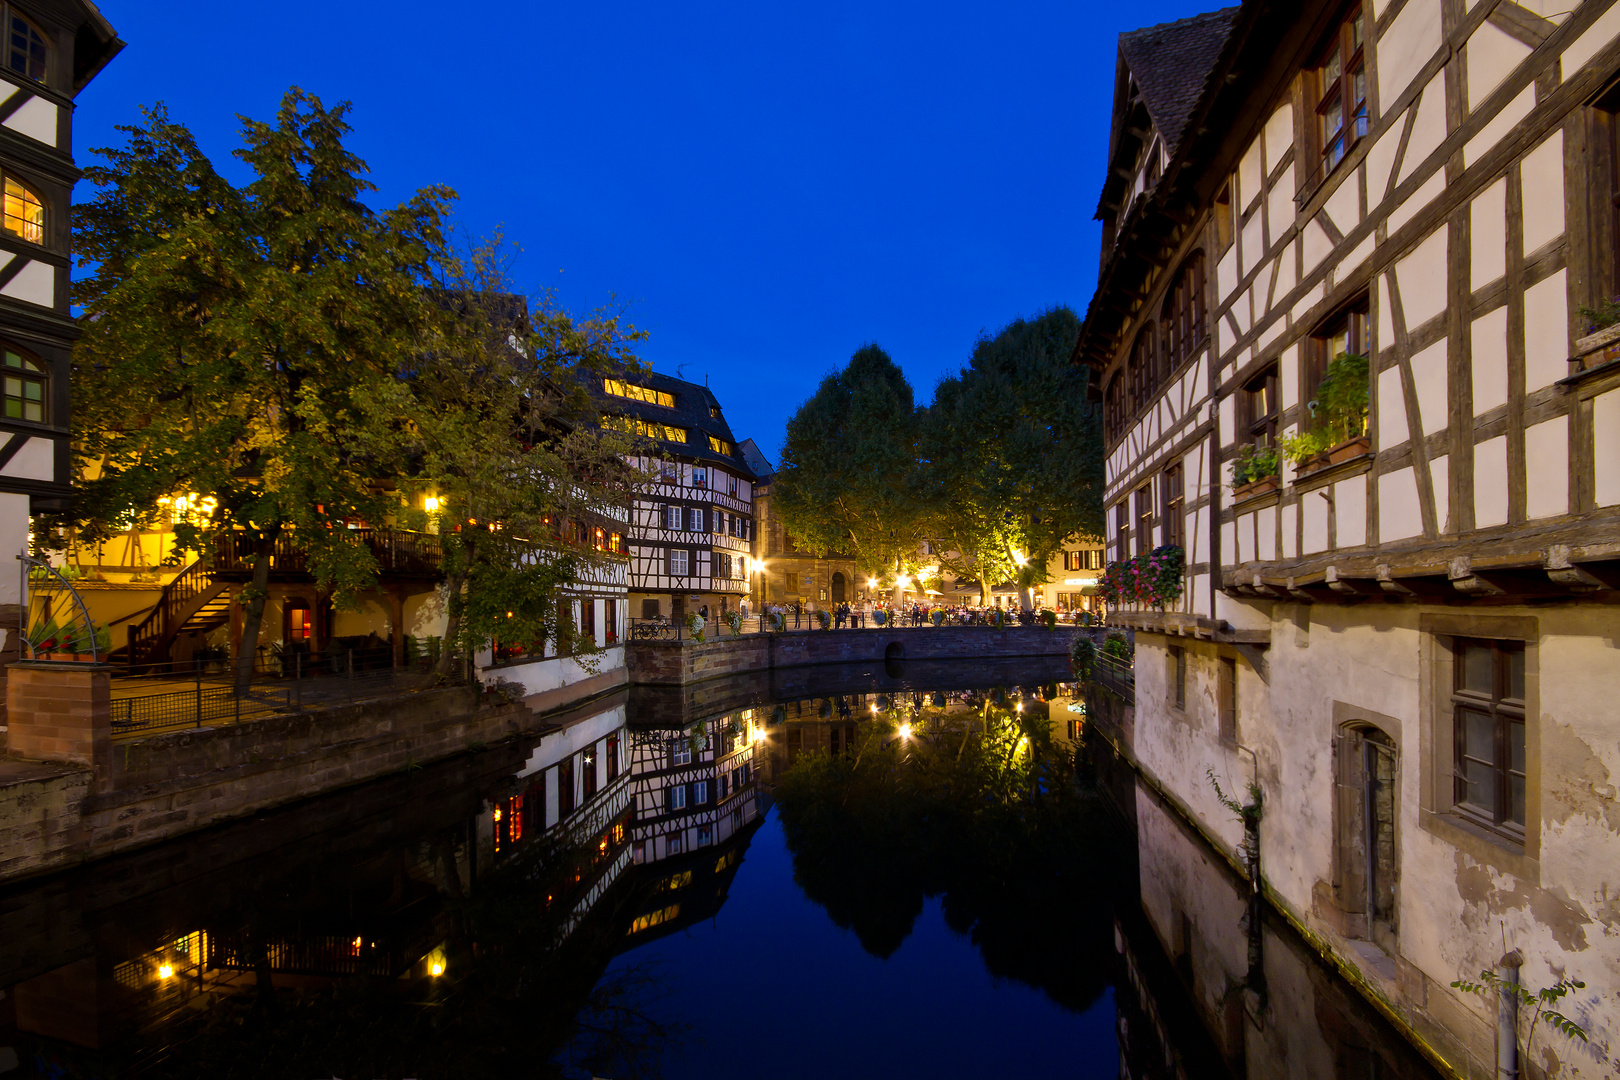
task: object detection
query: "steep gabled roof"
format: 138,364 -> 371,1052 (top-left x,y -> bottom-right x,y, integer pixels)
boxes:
1119,7 -> 1238,156
596,368 -> 758,479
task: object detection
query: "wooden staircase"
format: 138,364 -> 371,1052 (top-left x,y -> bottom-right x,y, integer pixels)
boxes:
117,559 -> 233,671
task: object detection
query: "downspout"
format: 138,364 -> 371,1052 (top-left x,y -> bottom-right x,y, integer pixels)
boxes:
1497,949 -> 1523,1080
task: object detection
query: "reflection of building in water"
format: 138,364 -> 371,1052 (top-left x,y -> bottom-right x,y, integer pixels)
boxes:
627,708 -> 763,865
1112,751 -> 1441,1080
0,698 -> 635,1054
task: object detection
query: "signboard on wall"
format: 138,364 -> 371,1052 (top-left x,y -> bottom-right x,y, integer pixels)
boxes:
800,573 -> 815,589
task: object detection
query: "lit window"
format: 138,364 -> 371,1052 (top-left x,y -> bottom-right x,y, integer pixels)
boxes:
708,435 -> 733,455
603,378 -> 675,408
3,176 -> 43,244
603,414 -> 687,443
5,8 -> 46,85
2,348 -> 44,422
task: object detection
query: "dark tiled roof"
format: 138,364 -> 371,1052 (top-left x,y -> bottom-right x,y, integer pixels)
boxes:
1119,7 -> 1238,154
594,368 -> 758,480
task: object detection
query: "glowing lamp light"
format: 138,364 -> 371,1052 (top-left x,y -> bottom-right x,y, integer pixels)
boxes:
158,964 -> 174,979
1016,702 -> 1024,712
493,807 -> 502,822
424,496 -> 441,512
1013,551 -> 1028,566
870,704 -> 879,714
429,961 -> 445,977
898,723 -> 912,739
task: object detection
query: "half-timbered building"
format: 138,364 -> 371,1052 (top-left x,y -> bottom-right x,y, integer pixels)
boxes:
600,371 -> 757,623
0,0 -> 119,672
1078,3 -> 1620,1075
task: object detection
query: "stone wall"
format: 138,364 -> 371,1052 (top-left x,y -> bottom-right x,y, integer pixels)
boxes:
626,627 -> 1075,686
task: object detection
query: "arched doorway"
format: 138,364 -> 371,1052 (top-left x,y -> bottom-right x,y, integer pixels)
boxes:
831,572 -> 846,603
1334,723 -> 1398,950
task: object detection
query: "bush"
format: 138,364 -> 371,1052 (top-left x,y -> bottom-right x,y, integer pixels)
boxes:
1103,633 -> 1132,664
1069,636 -> 1097,679
1230,443 -> 1280,487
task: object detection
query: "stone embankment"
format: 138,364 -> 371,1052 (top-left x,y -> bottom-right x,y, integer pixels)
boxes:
626,625 -> 1083,685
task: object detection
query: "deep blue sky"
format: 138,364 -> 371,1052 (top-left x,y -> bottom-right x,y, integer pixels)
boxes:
74,0 -> 1210,461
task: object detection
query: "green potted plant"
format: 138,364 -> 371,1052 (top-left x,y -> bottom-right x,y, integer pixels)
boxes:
1230,443 -> 1281,498
1311,352 -> 1371,466
1576,295 -> 1620,369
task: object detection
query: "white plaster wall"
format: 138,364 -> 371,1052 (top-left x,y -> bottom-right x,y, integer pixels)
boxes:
1378,365 -> 1410,450
485,645 -> 626,699
1395,227 -> 1449,331
1466,20 -> 1532,111
1524,416 -> 1568,520
1378,467 -> 1423,543
1336,474 -> 1367,549
1595,388 -> 1620,508
1471,307 -> 1509,414
1470,178 -> 1507,290
1411,340 -> 1448,437
1523,270 -> 1569,394
1521,131 -> 1565,257
1474,435 -> 1509,528
0,490 -> 25,611
1379,1 -> 1443,111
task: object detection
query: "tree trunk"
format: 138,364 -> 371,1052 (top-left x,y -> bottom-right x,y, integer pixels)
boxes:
890,554 -> 904,607
435,569 -> 467,677
234,532 -> 278,695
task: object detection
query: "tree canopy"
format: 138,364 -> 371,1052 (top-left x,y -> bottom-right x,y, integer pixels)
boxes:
772,345 -> 923,587
919,307 -> 1103,606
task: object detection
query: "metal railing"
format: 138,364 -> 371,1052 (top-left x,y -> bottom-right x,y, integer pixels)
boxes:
1093,654 -> 1135,702
625,611 -> 1105,639
109,645 -> 461,741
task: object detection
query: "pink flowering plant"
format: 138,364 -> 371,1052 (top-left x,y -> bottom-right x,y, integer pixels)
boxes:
1099,545 -> 1185,610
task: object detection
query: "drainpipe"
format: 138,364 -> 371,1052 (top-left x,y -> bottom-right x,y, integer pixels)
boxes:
1497,948 -> 1523,1080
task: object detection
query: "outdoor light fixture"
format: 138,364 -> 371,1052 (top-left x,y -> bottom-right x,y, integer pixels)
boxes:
424,496 -> 441,512
870,704 -> 879,714
899,723 -> 912,739
430,961 -> 445,977
158,964 -> 174,979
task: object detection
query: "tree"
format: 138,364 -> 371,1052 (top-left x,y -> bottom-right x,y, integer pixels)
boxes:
918,307 -> 1103,609
393,238 -> 647,675
773,345 -> 923,601
69,90 -> 456,687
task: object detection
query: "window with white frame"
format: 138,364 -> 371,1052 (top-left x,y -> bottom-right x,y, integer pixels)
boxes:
664,504 -> 681,530
668,548 -> 689,576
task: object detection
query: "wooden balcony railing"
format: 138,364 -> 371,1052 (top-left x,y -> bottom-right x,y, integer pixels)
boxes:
213,528 -> 443,577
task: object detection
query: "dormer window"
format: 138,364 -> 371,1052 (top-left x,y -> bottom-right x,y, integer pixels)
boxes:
3,175 -> 43,244
1314,8 -> 1367,176
5,7 -> 47,85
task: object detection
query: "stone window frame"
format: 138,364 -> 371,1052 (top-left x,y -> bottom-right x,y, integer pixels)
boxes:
1418,612 -> 1541,883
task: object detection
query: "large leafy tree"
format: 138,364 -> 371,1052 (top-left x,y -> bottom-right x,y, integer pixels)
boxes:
393,240 -> 647,674
773,345 -> 922,599
70,90 -> 455,685
919,307 -> 1103,608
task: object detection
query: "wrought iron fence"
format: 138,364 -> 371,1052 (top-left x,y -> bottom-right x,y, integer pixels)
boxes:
109,645 -> 463,741
1093,654 -> 1135,703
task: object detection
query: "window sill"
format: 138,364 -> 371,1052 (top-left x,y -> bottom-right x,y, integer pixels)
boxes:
1420,808 -> 1537,883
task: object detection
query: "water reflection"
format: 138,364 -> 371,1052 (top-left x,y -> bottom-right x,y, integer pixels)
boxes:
0,663 -> 1441,1080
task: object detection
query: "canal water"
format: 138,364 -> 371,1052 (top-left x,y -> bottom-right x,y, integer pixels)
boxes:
0,659 -> 1443,1079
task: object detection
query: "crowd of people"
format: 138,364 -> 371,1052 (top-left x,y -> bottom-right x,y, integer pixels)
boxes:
756,599 -> 1103,629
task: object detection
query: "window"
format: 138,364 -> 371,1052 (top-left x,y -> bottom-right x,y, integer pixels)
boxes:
559,757 -> 576,816
604,414 -> 688,442
1114,503 -> 1130,561
2,348 -> 45,422
728,474 -> 739,497
3,176 -> 43,245
555,597 -> 575,654
4,8 -> 46,85
603,378 -> 675,408
582,747 -> 598,799
1129,324 -> 1155,412
693,779 -> 710,804
667,783 -> 687,811
687,507 -> 705,532
1105,373 -> 1125,443
1214,183 -> 1234,253
697,824 -> 713,846
661,460 -> 678,481
566,519 -> 586,545
664,504 -> 681,531
1314,7 -> 1367,177
1161,463 -> 1185,549
606,734 -> 620,781
604,598 -> 618,644
668,548 -> 689,576
284,600 -> 312,643
710,405 -> 722,418
1161,253 -> 1206,375
1240,365 -> 1280,448
1169,645 -> 1186,709
608,531 -> 624,554
708,435 -> 734,455
1134,485 -> 1154,556
1452,639 -> 1526,839
1593,79 -> 1620,300
670,737 -> 692,767
579,598 -> 596,646
693,468 -> 708,490
591,526 -> 606,550
1306,300 -> 1369,424
1064,550 -> 1082,572
715,552 -> 732,579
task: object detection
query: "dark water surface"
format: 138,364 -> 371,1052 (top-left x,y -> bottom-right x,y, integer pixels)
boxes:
0,659 -> 1442,1079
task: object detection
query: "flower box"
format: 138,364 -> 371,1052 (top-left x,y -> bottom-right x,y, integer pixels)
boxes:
1233,474 -> 1280,501
1295,434 -> 1371,478
1574,324 -> 1620,370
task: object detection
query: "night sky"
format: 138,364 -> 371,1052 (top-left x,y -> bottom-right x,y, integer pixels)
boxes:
74,0 -> 1211,461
